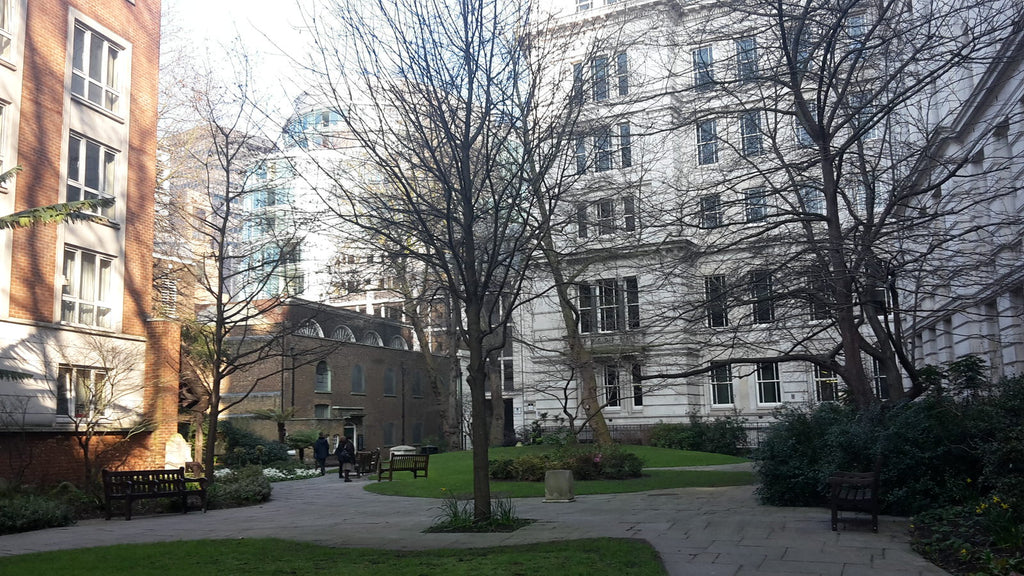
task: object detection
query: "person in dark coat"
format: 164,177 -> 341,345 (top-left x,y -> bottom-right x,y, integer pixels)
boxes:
335,436 -> 356,482
313,432 -> 330,476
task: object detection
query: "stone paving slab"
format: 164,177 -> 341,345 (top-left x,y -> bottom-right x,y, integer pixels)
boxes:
0,471 -> 950,576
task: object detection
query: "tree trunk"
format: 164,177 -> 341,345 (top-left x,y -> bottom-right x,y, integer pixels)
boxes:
542,244 -> 613,445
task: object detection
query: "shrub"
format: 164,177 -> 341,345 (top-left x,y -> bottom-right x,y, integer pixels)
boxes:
219,421 -> 290,468
754,367 -> 1024,517
207,466 -> 272,508
510,454 -> 550,482
649,414 -> 748,456
0,493 -> 75,535
488,445 -> 644,481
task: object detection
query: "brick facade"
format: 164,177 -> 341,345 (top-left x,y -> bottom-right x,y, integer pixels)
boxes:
0,0 -> 167,487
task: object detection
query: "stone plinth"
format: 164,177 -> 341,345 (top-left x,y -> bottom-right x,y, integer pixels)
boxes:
543,469 -> 575,502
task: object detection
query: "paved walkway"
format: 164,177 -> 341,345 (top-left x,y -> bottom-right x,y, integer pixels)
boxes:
0,466 -> 948,576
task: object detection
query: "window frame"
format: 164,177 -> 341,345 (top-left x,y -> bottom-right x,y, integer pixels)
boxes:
351,364 -> 366,394
745,187 -> 768,222
56,365 -> 111,420
592,55 -> 609,101
740,110 -> 764,157
750,269 -> 775,324
383,366 -> 397,396
71,22 -> 122,114
710,362 -> 734,406
615,52 -> 629,96
66,133 -> 116,219
315,360 -> 332,393
736,36 -> 758,81
693,46 -> 714,90
631,363 -> 643,407
0,0 -> 12,63
699,193 -> 723,228
756,361 -> 782,404
61,247 -> 114,329
603,363 -> 621,408
814,365 -> 840,402
705,275 -> 729,327
697,119 -> 718,165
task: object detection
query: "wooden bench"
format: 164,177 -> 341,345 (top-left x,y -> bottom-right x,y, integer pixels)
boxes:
102,467 -> 208,521
829,471 -> 879,532
356,448 -> 380,477
376,453 -> 429,481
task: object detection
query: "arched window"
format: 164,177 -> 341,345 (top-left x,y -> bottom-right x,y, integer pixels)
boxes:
315,361 -> 331,393
361,331 -> 383,346
389,335 -> 408,350
351,364 -> 366,394
297,320 -> 324,337
331,325 -> 355,342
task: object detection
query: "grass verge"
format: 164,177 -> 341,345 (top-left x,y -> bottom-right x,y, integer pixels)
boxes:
0,537 -> 666,576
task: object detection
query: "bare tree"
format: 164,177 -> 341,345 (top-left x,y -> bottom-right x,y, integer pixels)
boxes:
294,0 -> 591,520
158,48 -> 335,477
52,336 -> 153,487
645,0 -> 1024,407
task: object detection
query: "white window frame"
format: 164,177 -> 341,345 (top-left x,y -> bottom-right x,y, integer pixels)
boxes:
799,185 -> 825,215
66,133 -> 116,219
603,364 -> 621,408
631,363 -> 643,407
0,0 -> 14,62
705,275 -> 729,327
736,36 -> 757,81
745,187 -> 768,222
615,52 -> 629,96
814,365 -> 840,402
699,193 -> 722,228
693,46 -> 714,89
751,269 -> 775,324
697,119 -> 718,165
757,362 -> 782,404
740,110 -> 763,157
710,363 -> 734,406
57,365 -> 110,420
61,247 -> 114,329
592,55 -> 609,102
578,276 -> 640,333
71,22 -> 122,114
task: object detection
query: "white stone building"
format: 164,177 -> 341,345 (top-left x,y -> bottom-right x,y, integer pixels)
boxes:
509,0 -> 1024,438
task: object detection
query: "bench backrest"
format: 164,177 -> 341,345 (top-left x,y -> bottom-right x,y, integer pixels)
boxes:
103,468 -> 185,496
391,454 -> 428,467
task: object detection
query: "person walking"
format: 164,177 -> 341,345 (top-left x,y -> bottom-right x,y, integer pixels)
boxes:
335,436 -> 356,482
313,432 -> 329,476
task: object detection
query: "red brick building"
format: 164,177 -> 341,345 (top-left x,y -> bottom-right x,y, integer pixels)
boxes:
0,0 -> 173,486
223,299 -> 448,453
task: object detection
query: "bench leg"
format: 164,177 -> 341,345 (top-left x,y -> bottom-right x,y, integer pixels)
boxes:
125,497 -> 133,521
830,505 -> 838,531
181,492 -> 189,514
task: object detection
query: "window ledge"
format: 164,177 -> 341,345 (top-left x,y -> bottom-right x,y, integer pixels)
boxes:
70,94 -> 126,125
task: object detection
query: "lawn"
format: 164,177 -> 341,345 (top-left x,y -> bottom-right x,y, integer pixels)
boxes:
0,538 -> 666,576
365,445 -> 753,498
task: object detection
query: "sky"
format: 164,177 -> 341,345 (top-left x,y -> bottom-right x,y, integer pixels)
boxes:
163,0 -> 310,113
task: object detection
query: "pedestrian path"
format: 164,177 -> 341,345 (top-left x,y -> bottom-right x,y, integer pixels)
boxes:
0,468 -> 948,576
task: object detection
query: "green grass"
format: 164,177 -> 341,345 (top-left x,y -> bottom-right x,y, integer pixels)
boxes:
366,445 -> 753,498
0,537 -> 666,576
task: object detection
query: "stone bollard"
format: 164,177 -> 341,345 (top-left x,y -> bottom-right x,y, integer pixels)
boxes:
543,469 -> 575,502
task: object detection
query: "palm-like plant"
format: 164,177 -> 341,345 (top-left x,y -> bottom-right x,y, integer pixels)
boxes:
0,166 -> 115,230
